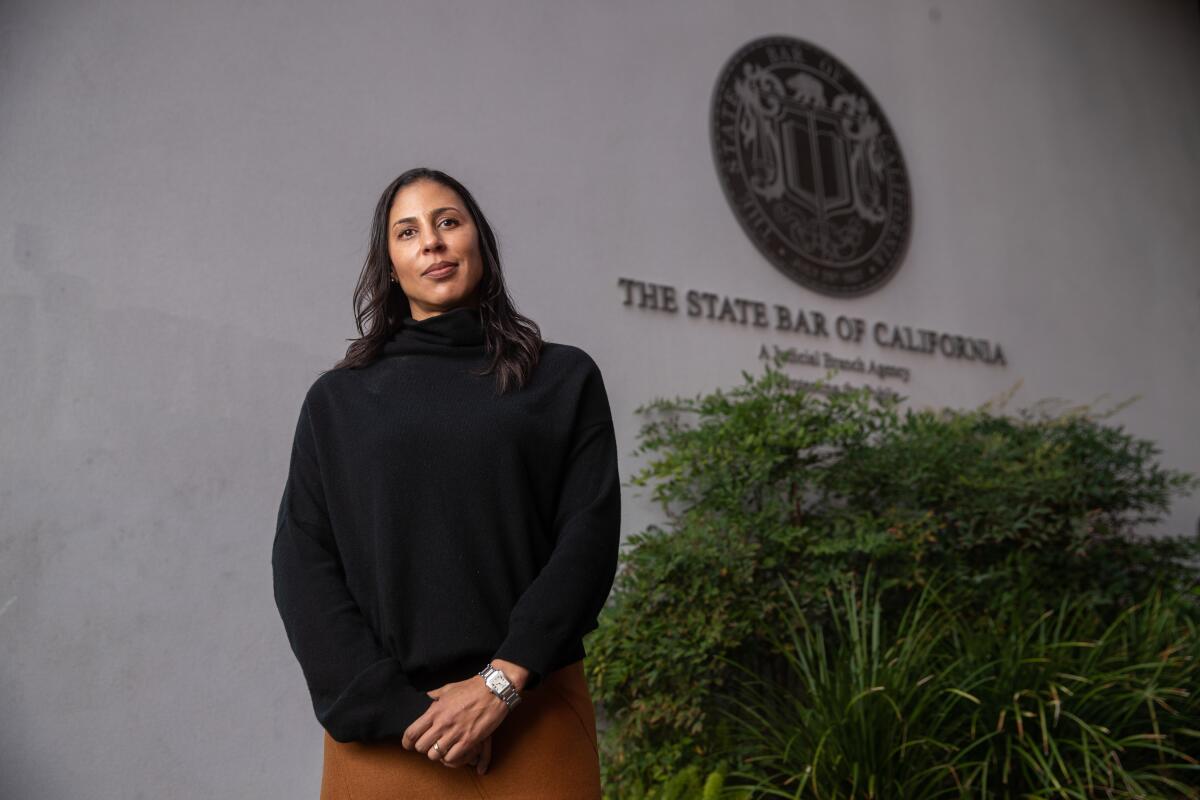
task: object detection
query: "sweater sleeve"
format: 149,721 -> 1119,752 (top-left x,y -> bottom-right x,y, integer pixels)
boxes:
492,358 -> 622,689
271,396 -> 434,742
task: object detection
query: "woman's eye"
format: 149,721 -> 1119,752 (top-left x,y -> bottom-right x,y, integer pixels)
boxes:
396,219 -> 458,240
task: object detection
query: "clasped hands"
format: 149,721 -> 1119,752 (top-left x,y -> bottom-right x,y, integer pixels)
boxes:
401,658 -> 529,775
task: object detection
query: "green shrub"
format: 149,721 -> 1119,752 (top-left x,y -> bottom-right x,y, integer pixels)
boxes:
586,362 -> 1200,791
601,761 -> 749,800
720,569 -> 1200,798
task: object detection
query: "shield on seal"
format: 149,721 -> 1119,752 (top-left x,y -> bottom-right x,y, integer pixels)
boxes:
779,102 -> 853,222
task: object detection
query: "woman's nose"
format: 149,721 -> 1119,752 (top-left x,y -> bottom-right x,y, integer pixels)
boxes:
420,226 -> 444,251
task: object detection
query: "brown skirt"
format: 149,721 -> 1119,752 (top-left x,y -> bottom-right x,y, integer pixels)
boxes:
319,659 -> 601,800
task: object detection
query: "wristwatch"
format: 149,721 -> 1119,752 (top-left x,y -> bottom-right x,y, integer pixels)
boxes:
478,662 -> 522,709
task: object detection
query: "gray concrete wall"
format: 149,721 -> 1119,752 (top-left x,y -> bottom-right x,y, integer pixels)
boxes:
2,1 -> 1197,796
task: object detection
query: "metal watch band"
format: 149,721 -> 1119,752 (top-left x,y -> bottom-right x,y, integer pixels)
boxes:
478,663 -> 522,709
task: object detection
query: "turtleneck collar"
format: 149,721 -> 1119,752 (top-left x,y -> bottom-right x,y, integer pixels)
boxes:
382,305 -> 486,357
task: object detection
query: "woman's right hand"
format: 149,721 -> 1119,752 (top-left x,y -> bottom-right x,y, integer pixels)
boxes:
441,733 -> 492,774
473,734 -> 493,774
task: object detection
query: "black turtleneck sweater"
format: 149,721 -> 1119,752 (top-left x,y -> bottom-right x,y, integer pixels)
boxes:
271,306 -> 621,743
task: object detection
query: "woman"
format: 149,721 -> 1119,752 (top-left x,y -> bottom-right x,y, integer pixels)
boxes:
271,167 -> 621,799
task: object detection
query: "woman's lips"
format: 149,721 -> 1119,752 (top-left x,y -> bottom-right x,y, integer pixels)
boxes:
424,263 -> 458,279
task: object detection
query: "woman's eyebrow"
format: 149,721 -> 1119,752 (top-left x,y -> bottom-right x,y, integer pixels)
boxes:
391,207 -> 461,227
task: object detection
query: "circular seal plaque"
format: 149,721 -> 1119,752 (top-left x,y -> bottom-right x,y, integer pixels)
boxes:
711,36 -> 912,296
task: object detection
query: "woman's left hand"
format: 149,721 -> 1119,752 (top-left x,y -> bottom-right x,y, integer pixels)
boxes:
401,676 -> 509,767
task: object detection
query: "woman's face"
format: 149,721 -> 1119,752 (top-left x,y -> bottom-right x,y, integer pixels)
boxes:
387,179 -> 484,320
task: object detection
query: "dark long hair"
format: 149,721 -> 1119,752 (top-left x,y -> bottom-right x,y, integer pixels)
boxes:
330,167 -> 543,394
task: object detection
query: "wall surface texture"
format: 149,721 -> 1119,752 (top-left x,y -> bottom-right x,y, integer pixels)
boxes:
1,1 -> 1197,797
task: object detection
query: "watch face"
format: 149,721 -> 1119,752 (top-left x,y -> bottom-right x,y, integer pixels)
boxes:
485,672 -> 510,693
